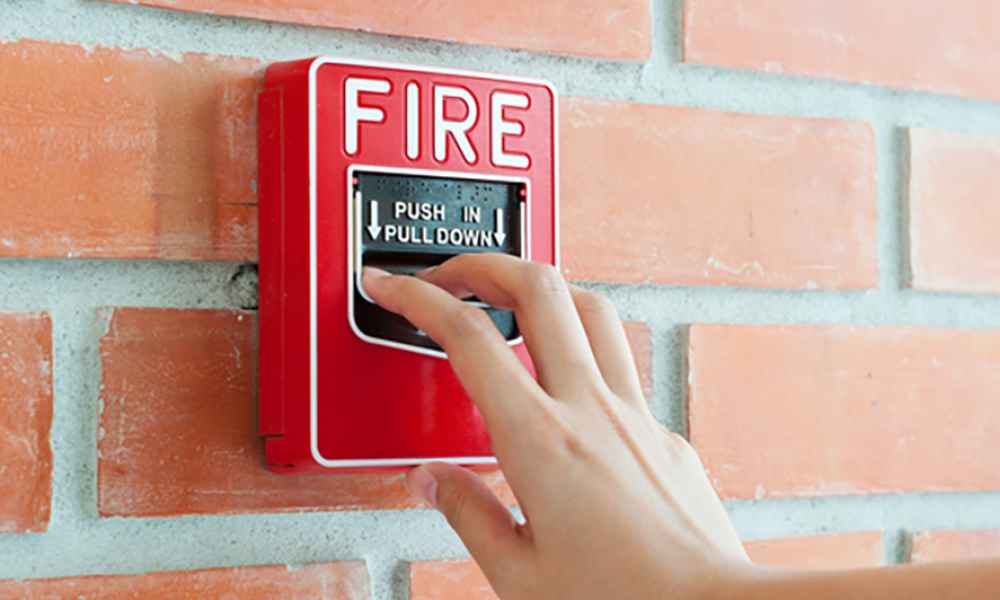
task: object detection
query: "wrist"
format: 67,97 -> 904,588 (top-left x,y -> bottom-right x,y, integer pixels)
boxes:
691,561 -> 769,600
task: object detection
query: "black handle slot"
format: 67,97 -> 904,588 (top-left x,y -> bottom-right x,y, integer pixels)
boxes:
352,170 -> 526,353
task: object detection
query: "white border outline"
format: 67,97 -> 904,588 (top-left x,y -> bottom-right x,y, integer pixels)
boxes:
347,163 -> 530,359
308,56 -> 558,468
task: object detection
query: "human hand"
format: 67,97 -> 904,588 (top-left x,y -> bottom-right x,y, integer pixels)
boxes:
363,254 -> 754,599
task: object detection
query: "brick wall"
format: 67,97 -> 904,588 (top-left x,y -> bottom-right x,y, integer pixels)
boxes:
2,1 -> 999,597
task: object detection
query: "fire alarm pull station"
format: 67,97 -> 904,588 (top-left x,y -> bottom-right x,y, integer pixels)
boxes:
258,57 -> 557,472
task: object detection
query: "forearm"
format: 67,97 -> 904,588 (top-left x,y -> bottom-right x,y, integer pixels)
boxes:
718,560 -> 1000,600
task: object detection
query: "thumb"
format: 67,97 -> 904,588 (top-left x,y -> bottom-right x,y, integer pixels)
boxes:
408,463 -> 526,573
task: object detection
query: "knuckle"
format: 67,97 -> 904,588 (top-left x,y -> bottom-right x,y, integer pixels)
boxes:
440,252 -> 489,278
574,289 -> 618,320
522,263 -> 566,299
444,253 -> 476,271
374,276 -> 411,313
445,304 -> 495,338
536,406 -> 594,462
439,483 -> 471,531
391,278 -> 428,313
557,427 -> 592,461
394,276 -> 421,297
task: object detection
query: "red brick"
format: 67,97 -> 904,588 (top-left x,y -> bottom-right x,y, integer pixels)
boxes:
97,308 -> 514,516
410,533 -> 884,598
108,0 -> 650,61
98,310 -> 648,515
745,532 -> 883,569
909,129 -> 1000,294
0,312 -> 53,533
0,562 -> 369,598
560,97 -> 877,289
623,321 -> 653,400
689,325 -> 1000,499
0,39 -> 257,261
684,1 -> 1000,100
911,530 -> 1000,563
409,561 -> 494,600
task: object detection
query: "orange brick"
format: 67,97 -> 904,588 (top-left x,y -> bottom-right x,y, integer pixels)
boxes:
98,308 -> 449,515
911,530 -> 1000,563
410,561 -> 494,600
560,97 -> 877,289
689,325 -> 1000,499
684,1 -> 1000,100
98,309 -> 649,515
0,39 -> 257,261
623,321 -> 653,400
0,562 -> 369,598
745,532 -> 883,569
909,129 -> 1000,294
0,312 -> 53,533
410,533 -> 883,598
108,0 -> 650,61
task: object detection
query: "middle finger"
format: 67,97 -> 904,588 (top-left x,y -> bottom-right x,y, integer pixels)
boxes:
417,253 -> 603,399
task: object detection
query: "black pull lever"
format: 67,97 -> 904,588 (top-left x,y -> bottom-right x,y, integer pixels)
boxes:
351,170 -> 527,354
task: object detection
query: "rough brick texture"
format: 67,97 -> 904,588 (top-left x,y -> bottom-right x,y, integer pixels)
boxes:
97,308 -> 454,516
0,562 -> 370,598
0,312 -> 53,533
684,1 -> 1000,100
97,308 -> 651,516
1,37 -> 881,287
560,97 -> 877,289
745,532 -> 883,569
909,129 -> 1000,294
109,0 -> 651,60
409,561 -> 493,600
0,39 -> 257,261
411,534 -> 883,598
910,530 -> 1000,563
689,325 -> 1000,499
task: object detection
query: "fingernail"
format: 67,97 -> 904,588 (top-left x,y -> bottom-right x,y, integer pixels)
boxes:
363,266 -> 391,280
414,266 -> 437,278
406,465 -> 438,508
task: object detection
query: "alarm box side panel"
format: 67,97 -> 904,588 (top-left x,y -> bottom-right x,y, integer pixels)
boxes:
259,58 -> 315,470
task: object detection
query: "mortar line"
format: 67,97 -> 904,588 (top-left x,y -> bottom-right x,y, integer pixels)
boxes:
875,122 -> 905,294
1,1 -> 1000,128
891,529 -> 914,565
644,322 -> 673,429
386,557 -> 411,600
43,303 -> 101,531
0,490 -> 999,580
5,264 -> 1000,326
622,318 -> 678,431
638,0 -> 676,88
661,0 -> 685,65
896,129 -> 915,289
670,324 -> 691,438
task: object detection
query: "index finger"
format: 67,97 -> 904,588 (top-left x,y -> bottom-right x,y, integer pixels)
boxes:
415,253 -> 603,399
362,267 -> 546,450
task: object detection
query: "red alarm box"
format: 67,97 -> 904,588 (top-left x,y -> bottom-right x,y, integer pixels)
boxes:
258,57 -> 557,472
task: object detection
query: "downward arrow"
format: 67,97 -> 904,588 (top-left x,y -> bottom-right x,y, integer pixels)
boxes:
366,200 -> 382,240
494,208 -> 506,246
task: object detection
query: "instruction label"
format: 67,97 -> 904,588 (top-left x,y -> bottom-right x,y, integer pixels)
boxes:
367,200 -> 507,248
356,171 -> 520,256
